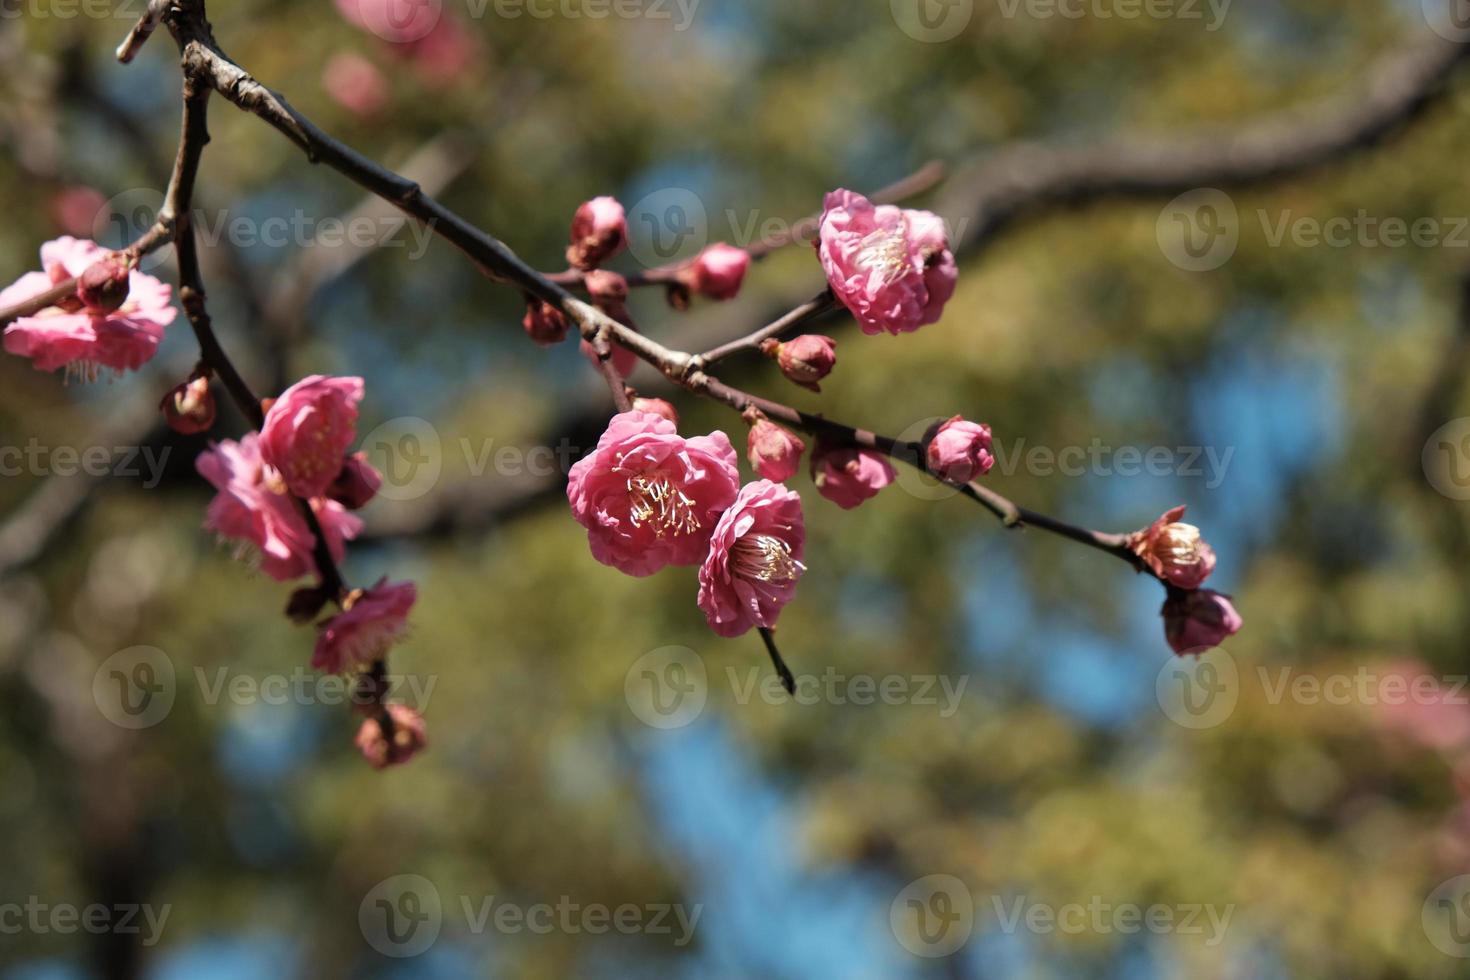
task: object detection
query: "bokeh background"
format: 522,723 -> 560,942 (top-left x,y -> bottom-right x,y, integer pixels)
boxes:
4,0 -> 1470,976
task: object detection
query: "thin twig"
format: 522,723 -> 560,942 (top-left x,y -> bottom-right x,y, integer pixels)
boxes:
697,290 -> 836,365
758,627 -> 796,696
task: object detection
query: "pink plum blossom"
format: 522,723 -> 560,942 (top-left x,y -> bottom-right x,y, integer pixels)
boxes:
1,237 -> 176,380
762,334 -> 836,392
687,243 -> 750,301
1162,589 -> 1242,655
816,189 -> 956,335
811,443 -> 896,509
356,703 -> 428,769
1130,506 -> 1217,589
162,375 -> 216,435
335,0 -> 439,43
196,434 -> 362,582
698,480 -> 806,637
313,578 -> 418,673
329,452 -> 382,510
567,410 -> 740,576
259,375 -> 366,499
747,418 -> 805,482
925,415 -> 994,485
566,196 -> 627,270
323,52 -> 390,118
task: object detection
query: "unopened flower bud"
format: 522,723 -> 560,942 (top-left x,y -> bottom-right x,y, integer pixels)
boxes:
762,334 -> 837,392
925,415 -> 994,485
161,374 -> 216,435
747,418 -> 805,482
811,441 -> 895,509
1129,506 -> 1217,589
522,298 -> 569,346
355,703 -> 428,770
685,243 -> 750,301
328,452 -> 382,510
566,196 -> 627,270
585,269 -> 630,310
632,396 -> 678,425
285,584 -> 333,625
77,254 -> 131,315
1161,589 -> 1242,655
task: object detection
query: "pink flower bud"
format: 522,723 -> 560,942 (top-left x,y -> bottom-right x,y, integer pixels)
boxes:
747,419 -> 805,482
925,415 -> 994,485
1129,506 -> 1217,589
811,443 -> 895,509
522,299 -> 569,346
566,196 -> 627,271
1162,589 -> 1242,655
161,375 -> 216,435
762,334 -> 837,392
355,703 -> 427,770
631,396 -> 678,425
76,254 -> 131,315
329,452 -> 382,510
584,269 -> 629,308
687,243 -> 750,301
322,53 -> 389,119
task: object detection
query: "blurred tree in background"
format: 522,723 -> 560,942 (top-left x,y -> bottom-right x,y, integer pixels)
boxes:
4,0 -> 1470,977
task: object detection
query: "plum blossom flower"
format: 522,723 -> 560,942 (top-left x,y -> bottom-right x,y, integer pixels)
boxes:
323,52 -> 389,118
1162,589 -> 1242,655
334,0 -> 438,43
762,334 -> 836,392
811,443 -> 896,509
259,375 -> 365,499
631,396 -> 679,425
566,196 -> 627,270
816,189 -> 956,335
747,418 -> 805,482
355,703 -> 428,769
925,415 -> 994,485
313,578 -> 417,673
328,452 -> 382,510
698,480 -> 806,637
523,298 -> 569,346
686,243 -> 750,301
196,434 -> 362,582
162,374 -> 216,435
1130,506 -> 1217,589
567,410 -> 739,576
1,237 -> 176,380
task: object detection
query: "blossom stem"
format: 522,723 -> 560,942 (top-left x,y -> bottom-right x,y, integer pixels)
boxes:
758,627 -> 796,696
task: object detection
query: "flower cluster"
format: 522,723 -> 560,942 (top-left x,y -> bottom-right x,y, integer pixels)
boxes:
0,237 -> 176,382
1129,506 -> 1241,655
